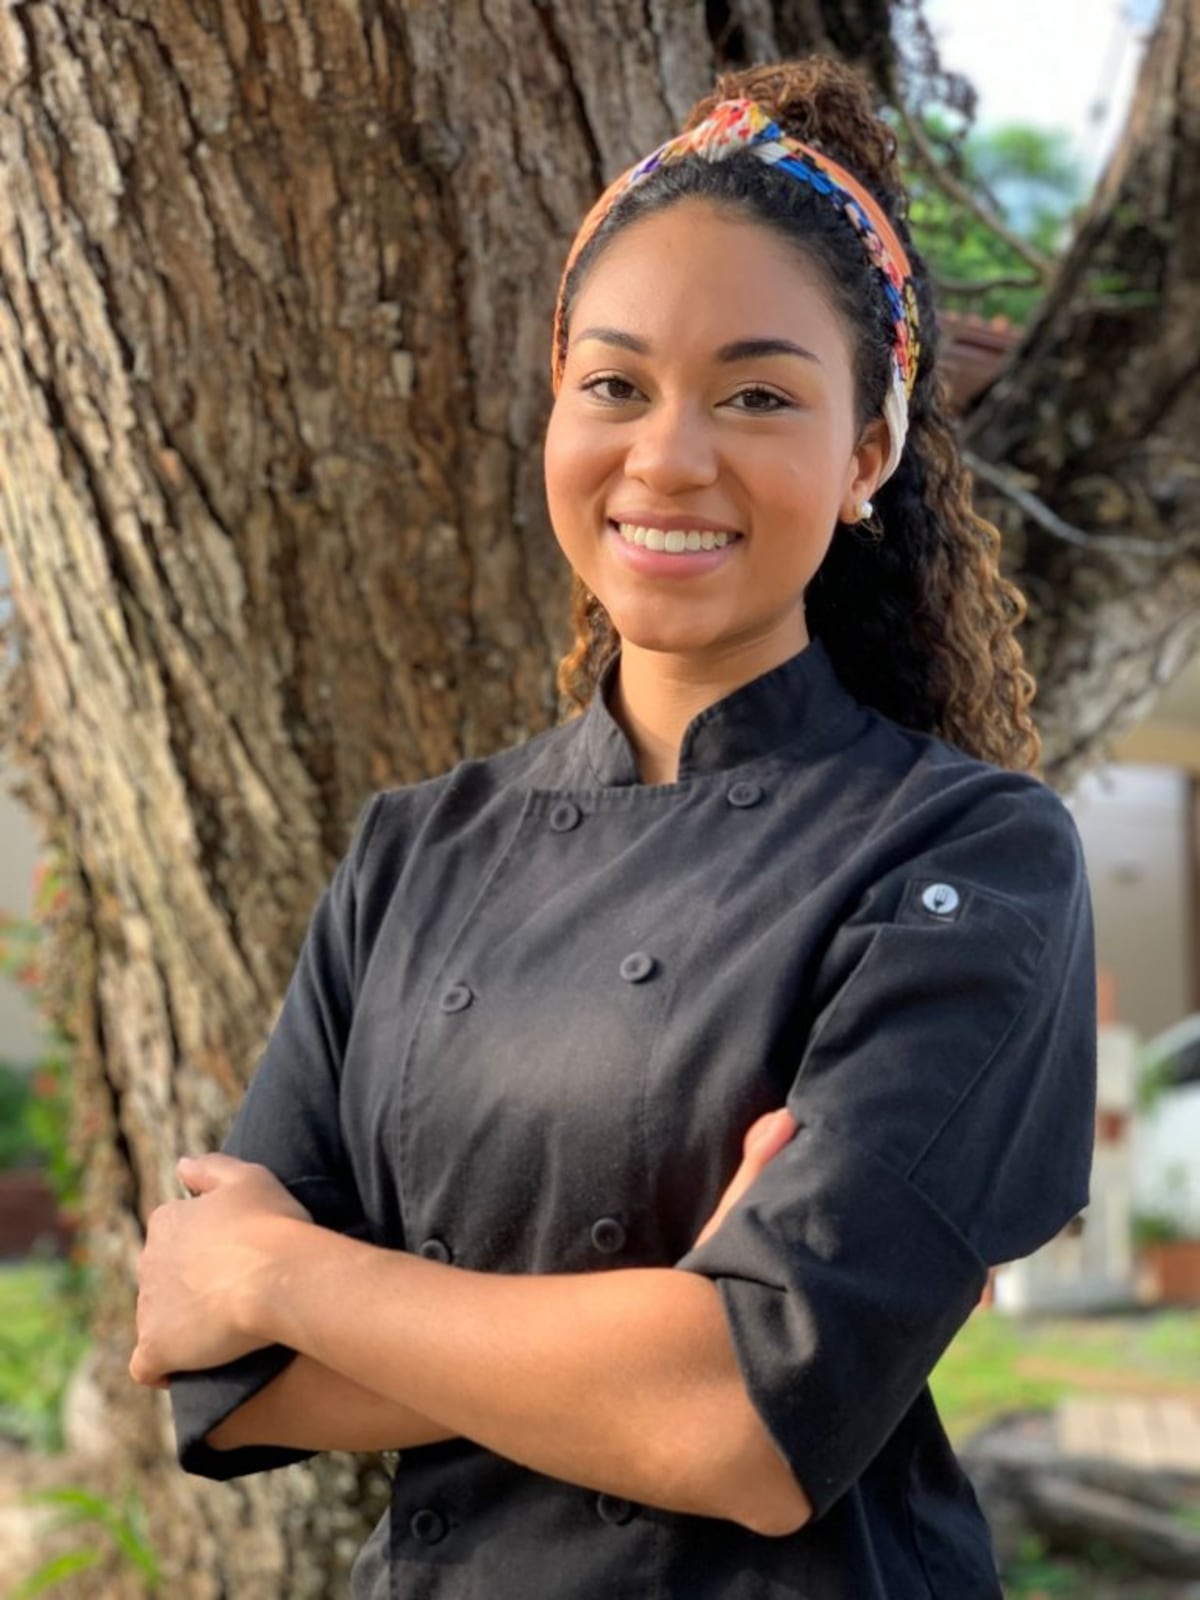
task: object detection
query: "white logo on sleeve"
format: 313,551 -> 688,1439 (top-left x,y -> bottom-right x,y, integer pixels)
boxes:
921,882 -> 960,916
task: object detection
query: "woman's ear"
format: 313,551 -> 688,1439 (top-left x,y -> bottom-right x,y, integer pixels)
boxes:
838,417 -> 889,523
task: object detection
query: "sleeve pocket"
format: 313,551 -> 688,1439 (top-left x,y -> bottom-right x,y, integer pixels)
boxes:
793,874 -> 1048,1184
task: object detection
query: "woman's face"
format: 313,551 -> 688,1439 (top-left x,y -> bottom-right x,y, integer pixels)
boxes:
544,198 -> 887,666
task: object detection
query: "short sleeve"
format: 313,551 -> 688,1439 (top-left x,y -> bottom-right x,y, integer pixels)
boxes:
168,791 -> 385,1481
674,778 -> 1097,1519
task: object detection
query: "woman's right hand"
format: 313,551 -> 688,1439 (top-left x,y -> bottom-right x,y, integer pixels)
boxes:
691,1108 -> 798,1250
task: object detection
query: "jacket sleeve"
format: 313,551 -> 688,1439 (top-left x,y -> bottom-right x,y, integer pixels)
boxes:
673,776 -> 1097,1519
168,791 -> 385,1481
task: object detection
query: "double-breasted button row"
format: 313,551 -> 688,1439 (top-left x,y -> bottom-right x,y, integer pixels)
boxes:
410,1507 -> 448,1544
548,787 -> 764,817
441,957 -> 658,1014
596,1492 -> 638,1525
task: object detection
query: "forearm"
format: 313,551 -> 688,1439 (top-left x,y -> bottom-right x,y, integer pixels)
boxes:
245,1221 -> 810,1534
206,1351 -> 458,1454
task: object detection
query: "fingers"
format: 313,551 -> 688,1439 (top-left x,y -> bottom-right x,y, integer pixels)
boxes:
693,1108 -> 798,1249
175,1151 -> 247,1193
743,1107 -> 797,1162
128,1347 -> 163,1389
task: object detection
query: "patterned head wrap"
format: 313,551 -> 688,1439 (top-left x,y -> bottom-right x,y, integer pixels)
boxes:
552,98 -> 920,486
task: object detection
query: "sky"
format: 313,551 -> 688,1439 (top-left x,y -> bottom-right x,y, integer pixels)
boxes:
920,0 -> 1162,178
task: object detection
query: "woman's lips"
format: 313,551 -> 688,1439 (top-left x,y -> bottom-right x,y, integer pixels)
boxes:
606,519 -> 743,577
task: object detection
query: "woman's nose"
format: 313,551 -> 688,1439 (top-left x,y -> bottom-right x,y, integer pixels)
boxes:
623,400 -> 718,493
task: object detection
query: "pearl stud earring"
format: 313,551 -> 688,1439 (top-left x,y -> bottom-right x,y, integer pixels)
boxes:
857,498 -> 875,522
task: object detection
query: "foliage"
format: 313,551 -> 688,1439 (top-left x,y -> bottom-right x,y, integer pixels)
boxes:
12,1484 -> 160,1598
1002,1530 -> 1160,1598
0,1058 -> 40,1168
1135,1044 -> 1181,1112
1131,1208 -> 1189,1246
899,114 -> 1088,323
0,863 -> 84,1209
1131,1163 -> 1198,1244
0,1258 -> 92,1453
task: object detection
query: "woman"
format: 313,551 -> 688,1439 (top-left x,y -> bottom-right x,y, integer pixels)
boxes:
131,57 -> 1097,1599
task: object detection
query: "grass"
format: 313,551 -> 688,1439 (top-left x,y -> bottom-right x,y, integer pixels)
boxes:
931,1304 -> 1200,1444
931,1306 -> 1200,1599
1000,1531 -> 1178,1599
0,1254 -> 92,1453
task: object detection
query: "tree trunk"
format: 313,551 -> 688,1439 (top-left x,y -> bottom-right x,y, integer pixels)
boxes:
964,0 -> 1200,792
0,2 -> 881,1593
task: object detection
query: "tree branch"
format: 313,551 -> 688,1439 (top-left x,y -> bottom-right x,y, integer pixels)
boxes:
934,272 -> 1044,297
964,451 -> 1195,560
897,102 -> 1056,283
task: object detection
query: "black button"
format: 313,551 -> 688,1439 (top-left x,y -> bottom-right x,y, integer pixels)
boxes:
439,983 -> 473,1013
619,952 -> 656,983
727,781 -> 763,808
590,1216 -> 627,1254
410,1507 -> 448,1544
419,1237 -> 452,1264
549,800 -> 581,832
596,1492 -> 637,1525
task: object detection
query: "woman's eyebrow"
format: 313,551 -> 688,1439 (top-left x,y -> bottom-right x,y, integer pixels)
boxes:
571,327 -> 822,365
717,337 -> 822,366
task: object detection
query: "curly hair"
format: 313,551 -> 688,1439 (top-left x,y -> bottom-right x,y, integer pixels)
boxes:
552,57 -> 1041,775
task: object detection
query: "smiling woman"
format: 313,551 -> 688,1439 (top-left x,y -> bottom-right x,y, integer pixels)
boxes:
145,54 -> 1097,1600
545,202 -> 883,714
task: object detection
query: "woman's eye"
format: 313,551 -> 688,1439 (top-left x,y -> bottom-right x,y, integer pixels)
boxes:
728,386 -> 792,413
581,375 -> 642,404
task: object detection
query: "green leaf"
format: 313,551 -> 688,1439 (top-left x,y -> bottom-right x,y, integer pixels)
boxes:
9,1546 -> 103,1599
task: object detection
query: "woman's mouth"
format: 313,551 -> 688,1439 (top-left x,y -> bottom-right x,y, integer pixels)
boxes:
612,520 -> 741,553
605,519 -> 744,576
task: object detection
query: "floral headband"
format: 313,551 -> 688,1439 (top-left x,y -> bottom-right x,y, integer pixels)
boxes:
551,98 -> 920,486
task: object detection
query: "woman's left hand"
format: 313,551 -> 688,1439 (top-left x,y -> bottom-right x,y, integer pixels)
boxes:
129,1154 -> 313,1390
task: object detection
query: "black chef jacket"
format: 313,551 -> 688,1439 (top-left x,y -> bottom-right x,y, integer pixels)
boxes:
169,635 -> 1097,1599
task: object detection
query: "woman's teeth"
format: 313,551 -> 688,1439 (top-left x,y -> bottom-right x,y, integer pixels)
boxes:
614,522 -> 737,553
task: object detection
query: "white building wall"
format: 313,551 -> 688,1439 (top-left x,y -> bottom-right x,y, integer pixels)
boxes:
1067,764 -> 1194,1037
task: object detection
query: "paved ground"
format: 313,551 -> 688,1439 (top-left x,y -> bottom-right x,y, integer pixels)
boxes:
1058,1395 -> 1200,1472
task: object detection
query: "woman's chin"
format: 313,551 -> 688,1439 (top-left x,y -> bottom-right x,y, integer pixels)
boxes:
604,613 -> 731,657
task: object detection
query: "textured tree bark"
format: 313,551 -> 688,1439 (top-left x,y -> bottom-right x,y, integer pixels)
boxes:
0,0 -> 1193,1592
963,0 -> 1200,792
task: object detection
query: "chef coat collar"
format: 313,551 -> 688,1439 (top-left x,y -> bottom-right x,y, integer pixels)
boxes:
576,634 -> 865,787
